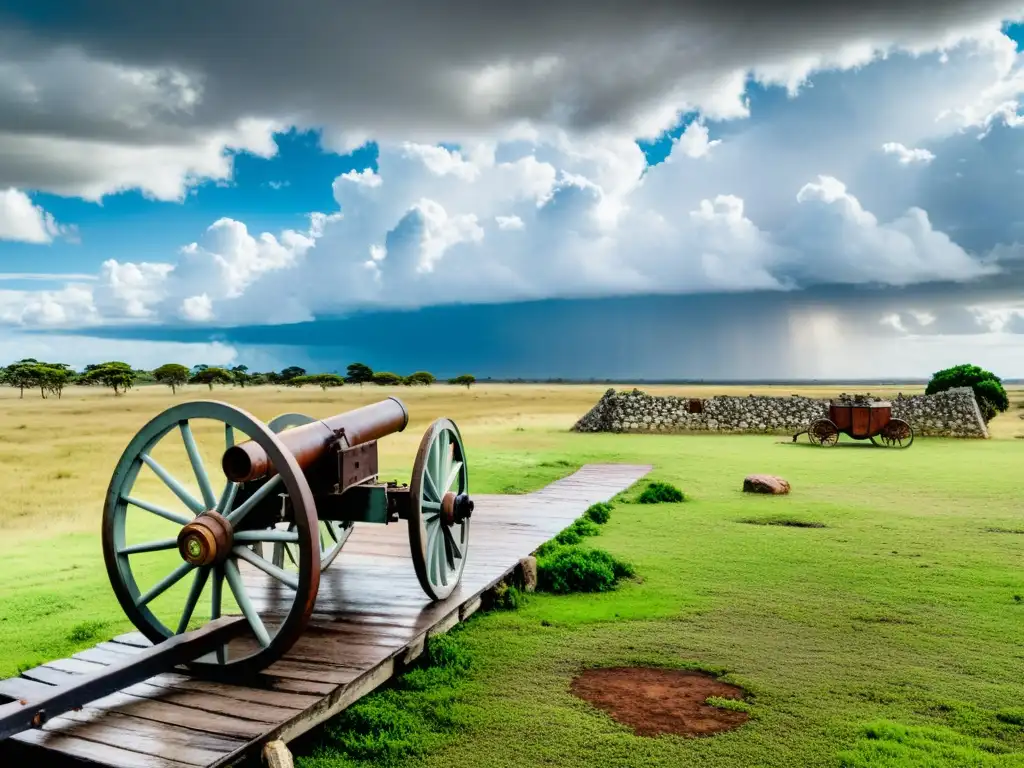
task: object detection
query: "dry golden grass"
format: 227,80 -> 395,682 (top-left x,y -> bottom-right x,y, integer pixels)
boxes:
1,381 -> 1021,540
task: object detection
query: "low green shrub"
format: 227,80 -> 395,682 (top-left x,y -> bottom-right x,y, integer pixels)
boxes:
638,481 -> 685,504
705,695 -> 752,713
491,581 -> 528,611
554,517 -> 601,545
584,502 -> 613,524
536,545 -> 635,594
300,631 -> 474,767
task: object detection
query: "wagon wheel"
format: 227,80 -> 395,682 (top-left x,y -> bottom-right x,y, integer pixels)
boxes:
807,419 -> 840,447
408,418 -> 473,601
101,401 -> 320,676
871,418 -> 914,449
266,412 -> 353,571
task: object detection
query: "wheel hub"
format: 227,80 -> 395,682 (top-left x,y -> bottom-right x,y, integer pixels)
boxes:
177,510 -> 233,566
441,491 -> 474,525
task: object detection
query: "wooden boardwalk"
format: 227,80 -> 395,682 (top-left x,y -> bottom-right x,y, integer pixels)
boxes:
0,464 -> 650,768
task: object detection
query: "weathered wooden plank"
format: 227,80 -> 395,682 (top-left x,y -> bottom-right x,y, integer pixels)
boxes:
0,464 -> 651,768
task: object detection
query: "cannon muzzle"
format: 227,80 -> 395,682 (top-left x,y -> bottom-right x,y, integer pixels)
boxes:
222,397 -> 409,483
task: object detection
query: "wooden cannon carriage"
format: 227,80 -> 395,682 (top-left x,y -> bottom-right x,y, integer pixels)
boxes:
793,398 -> 914,448
97,397 -> 475,677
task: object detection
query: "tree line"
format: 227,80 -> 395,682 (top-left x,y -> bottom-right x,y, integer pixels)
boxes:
0,359 -> 476,398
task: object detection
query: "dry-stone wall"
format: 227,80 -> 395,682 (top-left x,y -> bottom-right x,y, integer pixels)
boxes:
572,387 -> 988,438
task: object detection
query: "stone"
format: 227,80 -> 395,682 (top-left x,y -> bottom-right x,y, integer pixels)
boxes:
518,556 -> 538,593
743,475 -> 791,495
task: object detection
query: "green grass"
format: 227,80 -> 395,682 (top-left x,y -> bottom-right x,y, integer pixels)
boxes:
4,423 -> 1024,767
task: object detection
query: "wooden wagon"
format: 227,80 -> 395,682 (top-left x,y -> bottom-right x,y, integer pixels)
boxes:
793,399 -> 914,448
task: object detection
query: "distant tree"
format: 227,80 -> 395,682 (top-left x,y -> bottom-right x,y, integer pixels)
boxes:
371,371 -> 403,386
190,366 -> 235,390
79,361 -> 136,395
153,363 -> 190,394
230,365 -> 251,388
405,371 -> 436,386
448,374 -> 476,389
925,363 -> 1009,423
39,364 -> 74,399
291,373 -> 345,391
1,359 -> 42,398
280,366 -> 306,382
248,372 -> 269,386
345,362 -> 374,387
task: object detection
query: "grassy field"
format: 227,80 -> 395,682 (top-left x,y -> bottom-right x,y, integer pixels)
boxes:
1,382 -> 1024,767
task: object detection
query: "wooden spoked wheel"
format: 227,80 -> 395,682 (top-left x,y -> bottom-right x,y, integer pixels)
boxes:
871,418 -> 914,449
808,418 -> 840,447
266,412 -> 353,571
408,418 -> 472,601
101,401 -> 320,676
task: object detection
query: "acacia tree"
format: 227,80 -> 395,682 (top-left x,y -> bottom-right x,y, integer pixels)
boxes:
448,374 -> 476,389
280,366 -> 306,382
405,371 -> 436,386
79,361 -> 136,395
290,373 -> 345,391
372,371 -> 403,386
231,365 -> 250,388
1,359 -> 40,398
345,362 -> 374,387
190,367 -> 235,390
153,363 -> 190,394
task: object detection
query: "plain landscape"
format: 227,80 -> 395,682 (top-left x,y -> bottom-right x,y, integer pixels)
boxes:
1,381 -> 1023,767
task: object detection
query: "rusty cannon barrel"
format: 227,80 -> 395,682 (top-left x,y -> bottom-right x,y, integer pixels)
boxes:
222,397 -> 409,483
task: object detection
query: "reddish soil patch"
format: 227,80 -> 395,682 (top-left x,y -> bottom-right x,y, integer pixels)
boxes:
570,666 -> 750,737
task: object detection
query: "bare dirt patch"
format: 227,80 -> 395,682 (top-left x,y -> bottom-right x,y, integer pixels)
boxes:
570,666 -> 750,737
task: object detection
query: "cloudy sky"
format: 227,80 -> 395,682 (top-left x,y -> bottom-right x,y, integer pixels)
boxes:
1,1 -> 1024,379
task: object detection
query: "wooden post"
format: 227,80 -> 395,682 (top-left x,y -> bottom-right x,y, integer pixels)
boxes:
262,740 -> 294,768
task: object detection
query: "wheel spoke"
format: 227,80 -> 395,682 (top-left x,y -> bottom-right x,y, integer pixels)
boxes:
210,564 -> 226,664
233,546 -> 299,590
176,566 -> 211,634
426,518 -> 441,584
136,562 -> 194,607
123,495 -> 192,527
179,421 -> 217,510
225,424 -> 235,449
444,460 -> 462,495
224,559 -> 271,647
140,454 -> 205,515
233,530 -> 300,544
118,538 -> 179,555
434,522 -> 448,587
442,524 -> 462,562
422,468 -> 441,503
217,481 -> 240,515
225,474 -> 283,526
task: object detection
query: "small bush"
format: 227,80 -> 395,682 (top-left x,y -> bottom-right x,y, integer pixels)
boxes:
491,582 -> 527,611
554,517 -> 601,546
67,620 -> 107,644
537,546 -> 635,594
638,481 -> 685,504
585,502 -> 613,524
706,695 -> 752,713
996,709 -> 1024,726
305,631 -> 474,766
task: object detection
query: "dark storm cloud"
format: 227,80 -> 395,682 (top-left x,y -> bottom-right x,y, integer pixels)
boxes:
1,0 -> 1020,142
44,265 -> 1024,379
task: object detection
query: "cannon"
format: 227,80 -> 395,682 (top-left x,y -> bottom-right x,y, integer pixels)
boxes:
792,396 -> 914,448
100,398 -> 474,676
